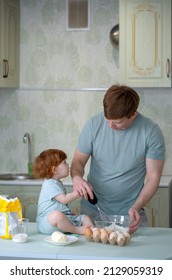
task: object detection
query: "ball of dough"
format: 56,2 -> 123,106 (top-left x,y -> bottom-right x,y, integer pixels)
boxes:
51,231 -> 68,242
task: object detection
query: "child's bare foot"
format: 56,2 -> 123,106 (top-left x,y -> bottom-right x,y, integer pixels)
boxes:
74,225 -> 91,235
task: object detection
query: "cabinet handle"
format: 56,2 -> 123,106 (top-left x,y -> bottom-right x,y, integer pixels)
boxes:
3,59 -> 9,78
166,59 -> 170,78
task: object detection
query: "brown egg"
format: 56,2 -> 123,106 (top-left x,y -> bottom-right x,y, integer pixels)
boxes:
109,231 -> 118,245
100,227 -> 108,233
84,227 -> 93,241
123,231 -> 131,245
92,227 -> 98,231
100,229 -> 109,244
106,229 -> 113,236
92,228 -> 101,243
116,233 -> 125,246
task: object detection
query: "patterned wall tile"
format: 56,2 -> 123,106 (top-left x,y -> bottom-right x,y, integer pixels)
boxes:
0,0 -> 171,176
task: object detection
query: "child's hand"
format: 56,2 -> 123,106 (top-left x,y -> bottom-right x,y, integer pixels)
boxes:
73,190 -> 81,199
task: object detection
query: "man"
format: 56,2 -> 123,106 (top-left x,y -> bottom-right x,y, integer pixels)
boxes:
70,85 -> 165,233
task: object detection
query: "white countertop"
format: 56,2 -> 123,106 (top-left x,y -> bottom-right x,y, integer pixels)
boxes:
0,223 -> 172,260
159,175 -> 172,186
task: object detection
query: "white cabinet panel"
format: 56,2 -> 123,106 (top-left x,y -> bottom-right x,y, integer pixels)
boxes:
0,0 -> 19,87
119,0 -> 171,87
144,179 -> 172,227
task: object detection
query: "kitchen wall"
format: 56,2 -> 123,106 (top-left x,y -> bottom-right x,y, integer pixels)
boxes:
0,0 -> 172,176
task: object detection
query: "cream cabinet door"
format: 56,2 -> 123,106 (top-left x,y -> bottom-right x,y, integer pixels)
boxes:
0,0 -> 19,88
144,186 -> 171,227
119,0 -> 171,87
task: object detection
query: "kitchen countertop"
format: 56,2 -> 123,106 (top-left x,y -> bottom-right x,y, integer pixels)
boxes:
0,175 -> 172,187
0,223 -> 172,260
0,178 -> 72,186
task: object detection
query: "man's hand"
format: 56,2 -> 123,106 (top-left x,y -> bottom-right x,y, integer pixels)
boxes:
72,175 -> 94,200
128,207 -> 141,234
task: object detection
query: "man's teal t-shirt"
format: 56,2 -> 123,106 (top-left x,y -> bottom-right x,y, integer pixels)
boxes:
76,112 -> 165,215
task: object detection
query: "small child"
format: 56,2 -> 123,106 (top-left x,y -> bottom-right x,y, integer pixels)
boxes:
33,149 -> 93,235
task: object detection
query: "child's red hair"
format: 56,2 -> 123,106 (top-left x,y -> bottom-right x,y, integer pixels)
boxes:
33,149 -> 67,179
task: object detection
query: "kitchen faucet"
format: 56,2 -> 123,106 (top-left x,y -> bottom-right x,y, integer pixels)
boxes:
23,132 -> 33,175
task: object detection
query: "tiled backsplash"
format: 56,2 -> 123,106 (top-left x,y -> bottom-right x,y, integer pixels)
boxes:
0,0 -> 172,176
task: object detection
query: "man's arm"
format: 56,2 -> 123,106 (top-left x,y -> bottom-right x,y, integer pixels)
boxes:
132,158 -> 164,211
128,158 -> 164,233
70,149 -> 93,200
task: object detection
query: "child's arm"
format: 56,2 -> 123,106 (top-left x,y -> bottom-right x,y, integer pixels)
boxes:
54,190 -> 80,205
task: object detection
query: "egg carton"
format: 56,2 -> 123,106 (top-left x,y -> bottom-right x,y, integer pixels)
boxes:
84,227 -> 131,246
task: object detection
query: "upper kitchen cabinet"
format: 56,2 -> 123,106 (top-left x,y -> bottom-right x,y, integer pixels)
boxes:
119,0 -> 171,88
0,0 -> 19,88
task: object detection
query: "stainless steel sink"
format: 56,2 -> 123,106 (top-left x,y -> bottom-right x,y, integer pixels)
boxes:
0,173 -> 35,180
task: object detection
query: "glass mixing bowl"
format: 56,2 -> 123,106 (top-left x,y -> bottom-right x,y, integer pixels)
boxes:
94,215 -> 130,231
